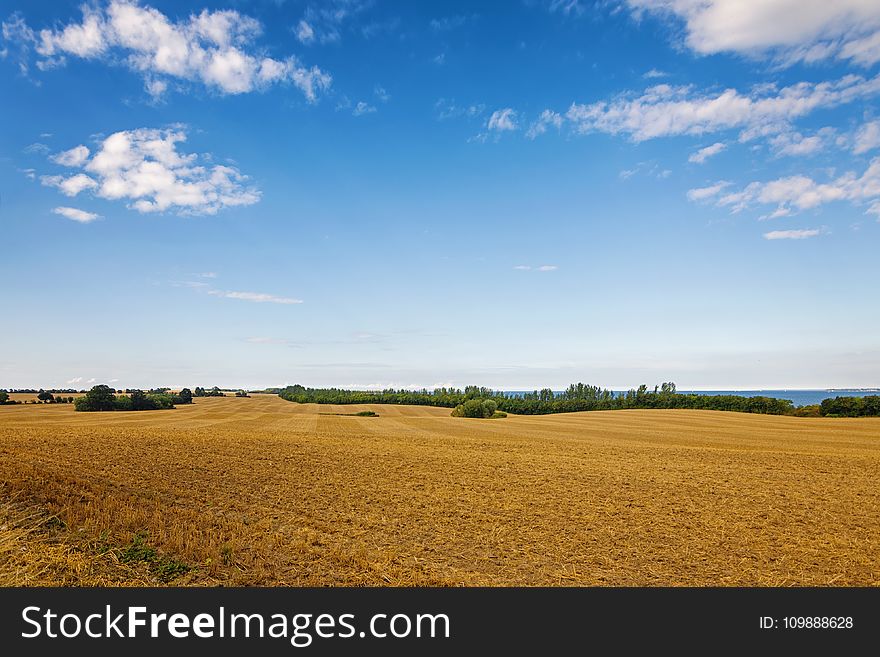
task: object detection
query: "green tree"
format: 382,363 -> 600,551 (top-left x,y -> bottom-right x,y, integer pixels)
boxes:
37,389 -> 54,402
74,385 -> 116,412
0,391 -> 8,403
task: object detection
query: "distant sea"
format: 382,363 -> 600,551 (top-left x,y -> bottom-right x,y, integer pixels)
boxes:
504,389 -> 880,408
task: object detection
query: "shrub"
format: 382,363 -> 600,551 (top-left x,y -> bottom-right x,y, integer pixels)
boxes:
451,399 -> 503,418
0,391 -> 8,404
37,390 -> 54,402
174,388 -> 193,404
147,393 -> 175,410
113,395 -> 133,411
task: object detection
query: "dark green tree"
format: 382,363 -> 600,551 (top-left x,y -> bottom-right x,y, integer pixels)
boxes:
74,385 -> 117,412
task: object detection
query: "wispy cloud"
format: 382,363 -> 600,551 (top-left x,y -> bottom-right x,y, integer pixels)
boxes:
352,101 -> 376,116
429,15 -> 474,32
435,99 -> 484,121
686,181 -> 731,202
52,206 -> 100,223
763,229 -> 821,240
564,74 -> 880,142
514,264 -> 558,272
768,127 -> 835,157
294,0 -> 372,45
208,290 -> 303,304
373,85 -> 390,103
853,120 -> 880,155
488,108 -> 518,132
688,142 -> 726,164
709,158 -> 880,218
526,110 -> 563,139
23,142 -> 50,154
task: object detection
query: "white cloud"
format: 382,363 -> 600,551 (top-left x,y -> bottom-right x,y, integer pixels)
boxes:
23,142 -> 50,154
295,20 -> 315,44
42,173 -> 98,196
686,181 -> 730,202
711,158 -> 880,218
4,1 -> 331,101
51,145 -> 90,167
208,290 -> 303,304
487,108 -> 518,132
435,99 -> 484,121
526,109 -> 563,139
52,206 -> 100,223
66,376 -> 83,384
41,127 -> 260,216
643,68 -> 668,79
374,85 -> 390,102
430,15 -> 470,32
296,1 -> 371,45
564,74 -> 880,142
763,229 -> 821,240
853,120 -> 880,154
352,101 -> 376,116
688,141 -> 726,164
144,77 -> 167,99
432,52 -> 446,65
626,0 -> 880,66
515,264 -> 558,271
768,128 -> 834,157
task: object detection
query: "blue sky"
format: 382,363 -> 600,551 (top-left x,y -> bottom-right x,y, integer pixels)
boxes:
1,0 -> 879,390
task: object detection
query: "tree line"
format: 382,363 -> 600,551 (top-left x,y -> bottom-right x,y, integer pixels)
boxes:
73,385 -> 193,412
277,382 -> 880,417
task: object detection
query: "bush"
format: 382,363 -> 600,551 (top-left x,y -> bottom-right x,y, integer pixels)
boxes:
148,393 -> 175,409
173,388 -> 193,404
451,399 -> 503,418
0,391 -> 8,404
790,404 -> 821,417
37,390 -> 54,402
113,395 -> 133,411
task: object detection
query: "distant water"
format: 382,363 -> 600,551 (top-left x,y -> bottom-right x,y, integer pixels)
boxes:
505,389 -> 880,407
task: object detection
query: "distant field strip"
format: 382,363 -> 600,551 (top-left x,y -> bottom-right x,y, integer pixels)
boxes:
1,394 -> 878,586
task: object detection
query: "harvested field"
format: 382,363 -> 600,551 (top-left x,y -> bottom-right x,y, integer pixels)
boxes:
1,394 -> 878,586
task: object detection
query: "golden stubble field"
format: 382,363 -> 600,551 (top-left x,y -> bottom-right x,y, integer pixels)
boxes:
1,394 -> 878,586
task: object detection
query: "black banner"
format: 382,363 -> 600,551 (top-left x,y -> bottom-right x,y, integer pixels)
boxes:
1,587 -> 875,654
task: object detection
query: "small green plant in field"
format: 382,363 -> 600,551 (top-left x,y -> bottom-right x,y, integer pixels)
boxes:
220,544 -> 235,566
119,532 -> 190,582
354,410 -> 378,417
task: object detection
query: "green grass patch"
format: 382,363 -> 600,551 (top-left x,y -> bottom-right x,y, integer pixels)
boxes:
118,532 -> 190,582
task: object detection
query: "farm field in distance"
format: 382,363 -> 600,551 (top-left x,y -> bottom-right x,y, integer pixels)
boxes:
1,394 -> 879,586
